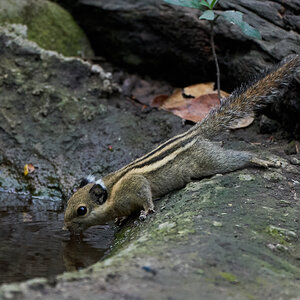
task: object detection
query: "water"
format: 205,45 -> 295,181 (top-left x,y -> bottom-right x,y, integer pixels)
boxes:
0,192 -> 115,284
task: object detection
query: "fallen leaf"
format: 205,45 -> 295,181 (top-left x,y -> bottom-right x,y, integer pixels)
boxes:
168,93 -> 221,123
157,83 -> 229,111
151,94 -> 169,107
151,82 -> 254,129
151,83 -> 228,123
24,163 -> 35,176
184,82 -> 223,99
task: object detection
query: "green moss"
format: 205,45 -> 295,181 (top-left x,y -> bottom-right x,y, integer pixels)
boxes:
266,225 -> 297,244
195,268 -> 204,275
239,174 -> 255,181
262,171 -> 285,182
219,272 -> 239,284
26,1 -> 93,57
0,0 -> 93,57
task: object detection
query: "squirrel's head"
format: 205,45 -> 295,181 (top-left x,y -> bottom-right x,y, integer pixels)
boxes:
63,176 -> 110,235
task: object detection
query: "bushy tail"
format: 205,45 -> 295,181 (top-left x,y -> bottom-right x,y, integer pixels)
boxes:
197,55 -> 300,138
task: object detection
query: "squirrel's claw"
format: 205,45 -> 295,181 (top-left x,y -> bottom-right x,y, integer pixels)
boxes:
139,208 -> 155,221
114,216 -> 128,226
139,211 -> 147,221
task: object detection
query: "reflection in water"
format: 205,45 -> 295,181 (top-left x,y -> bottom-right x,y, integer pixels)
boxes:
0,193 -> 115,284
62,231 -> 108,272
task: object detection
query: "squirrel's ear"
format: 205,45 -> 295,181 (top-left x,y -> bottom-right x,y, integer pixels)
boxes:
79,178 -> 90,188
79,175 -> 95,188
89,184 -> 108,205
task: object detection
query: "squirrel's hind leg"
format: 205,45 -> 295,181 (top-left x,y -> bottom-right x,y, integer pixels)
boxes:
196,140 -> 280,176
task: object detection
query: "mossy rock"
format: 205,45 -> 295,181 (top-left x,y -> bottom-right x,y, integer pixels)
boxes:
0,0 -> 94,57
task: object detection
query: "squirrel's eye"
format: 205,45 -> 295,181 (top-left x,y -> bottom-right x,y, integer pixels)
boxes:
77,206 -> 87,216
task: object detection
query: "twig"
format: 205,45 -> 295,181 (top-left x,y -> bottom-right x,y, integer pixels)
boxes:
210,21 -> 221,101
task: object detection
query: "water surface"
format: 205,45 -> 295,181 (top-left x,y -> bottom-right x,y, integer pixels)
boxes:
0,192 -> 115,284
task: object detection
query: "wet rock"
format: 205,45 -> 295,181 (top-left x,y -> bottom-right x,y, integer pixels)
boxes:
1,169 -> 300,299
0,24 -> 184,200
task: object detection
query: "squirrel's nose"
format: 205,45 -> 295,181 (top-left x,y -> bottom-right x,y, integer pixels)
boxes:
62,224 -> 68,231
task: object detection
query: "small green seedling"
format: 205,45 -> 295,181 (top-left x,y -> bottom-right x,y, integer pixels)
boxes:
163,0 -> 261,99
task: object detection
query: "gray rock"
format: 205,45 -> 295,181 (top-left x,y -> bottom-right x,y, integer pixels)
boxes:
259,115 -> 279,134
56,0 -> 300,136
0,24 -> 183,200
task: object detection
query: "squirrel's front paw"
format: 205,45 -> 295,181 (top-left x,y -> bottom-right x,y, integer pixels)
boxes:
139,209 -> 155,221
114,216 -> 128,226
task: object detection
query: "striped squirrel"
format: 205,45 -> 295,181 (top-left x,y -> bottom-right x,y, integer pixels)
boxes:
63,56 -> 299,235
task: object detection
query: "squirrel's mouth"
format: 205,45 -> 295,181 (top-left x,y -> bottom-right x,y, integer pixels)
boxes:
62,224 -> 68,231
62,222 -> 85,236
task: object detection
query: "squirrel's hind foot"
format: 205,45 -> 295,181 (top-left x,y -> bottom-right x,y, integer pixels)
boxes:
251,157 -> 281,168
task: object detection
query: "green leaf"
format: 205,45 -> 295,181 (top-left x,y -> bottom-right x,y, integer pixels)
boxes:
163,0 -> 203,9
221,10 -> 243,24
199,10 -> 215,20
207,0 -> 219,8
221,10 -> 261,39
240,22 -> 261,39
199,0 -> 211,8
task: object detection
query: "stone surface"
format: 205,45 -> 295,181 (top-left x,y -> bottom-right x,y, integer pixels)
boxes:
0,24 -> 184,201
56,0 -> 300,136
259,115 -> 279,134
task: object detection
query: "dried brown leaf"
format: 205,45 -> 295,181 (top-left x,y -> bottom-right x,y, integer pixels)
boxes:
151,83 -> 228,122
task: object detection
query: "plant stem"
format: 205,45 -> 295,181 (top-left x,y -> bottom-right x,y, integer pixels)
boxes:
209,21 -> 221,101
